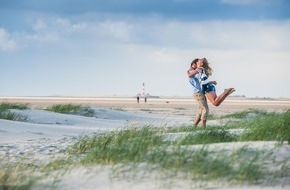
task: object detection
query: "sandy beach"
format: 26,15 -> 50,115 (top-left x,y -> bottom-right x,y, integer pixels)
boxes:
0,96 -> 290,190
1,96 -> 290,116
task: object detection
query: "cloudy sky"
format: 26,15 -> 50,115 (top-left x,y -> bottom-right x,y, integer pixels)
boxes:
1,0 -> 290,98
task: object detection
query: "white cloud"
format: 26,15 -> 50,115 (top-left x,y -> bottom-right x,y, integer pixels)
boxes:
150,48 -> 181,64
24,32 -> 59,42
0,28 -> 17,52
146,20 -> 290,51
99,21 -> 133,42
56,18 -> 71,27
33,20 -> 47,31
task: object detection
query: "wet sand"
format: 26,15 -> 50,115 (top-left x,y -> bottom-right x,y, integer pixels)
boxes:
1,96 -> 289,117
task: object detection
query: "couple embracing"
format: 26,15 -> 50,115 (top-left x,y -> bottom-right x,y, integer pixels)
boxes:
187,58 -> 235,128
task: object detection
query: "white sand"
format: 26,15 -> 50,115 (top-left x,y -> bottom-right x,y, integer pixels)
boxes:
0,97 -> 290,189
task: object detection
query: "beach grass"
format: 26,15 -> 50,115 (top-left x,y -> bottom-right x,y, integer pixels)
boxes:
0,103 -> 28,121
46,104 -> 95,117
239,109 -> 290,144
0,165 -> 37,190
65,109 -> 290,185
167,108 -> 290,145
177,127 -> 238,145
69,126 -> 165,164
219,108 -> 268,119
0,103 -> 28,110
66,126 -> 272,185
1,109 -> 289,189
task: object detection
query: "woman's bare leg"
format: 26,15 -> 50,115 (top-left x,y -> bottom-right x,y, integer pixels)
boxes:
214,88 -> 235,106
206,88 -> 235,106
206,91 -> 218,106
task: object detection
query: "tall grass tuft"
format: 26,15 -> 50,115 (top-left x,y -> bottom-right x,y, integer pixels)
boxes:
239,109 -> 290,144
219,108 -> 268,119
178,127 -> 238,145
46,104 -> 95,117
0,103 -> 28,121
69,126 -> 165,164
0,166 -> 37,190
0,103 -> 28,111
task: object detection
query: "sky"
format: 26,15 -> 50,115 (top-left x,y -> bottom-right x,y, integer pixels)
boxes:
0,0 -> 290,98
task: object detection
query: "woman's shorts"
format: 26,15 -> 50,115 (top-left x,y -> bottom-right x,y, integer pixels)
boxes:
202,83 -> 216,94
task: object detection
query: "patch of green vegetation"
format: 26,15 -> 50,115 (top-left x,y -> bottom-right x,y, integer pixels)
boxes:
0,112 -> 28,121
0,103 -> 29,111
0,165 -> 38,190
148,146 -> 268,184
207,113 -> 218,120
165,124 -> 197,133
69,127 -> 165,164
178,127 -> 238,145
46,104 -> 95,117
219,108 -> 268,119
67,126 -> 275,185
228,146 -> 267,183
239,109 -> 290,144
0,103 -> 28,121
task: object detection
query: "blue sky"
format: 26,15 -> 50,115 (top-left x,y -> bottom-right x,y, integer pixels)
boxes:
1,0 -> 290,98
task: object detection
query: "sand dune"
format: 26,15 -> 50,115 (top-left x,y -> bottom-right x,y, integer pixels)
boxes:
0,97 -> 289,190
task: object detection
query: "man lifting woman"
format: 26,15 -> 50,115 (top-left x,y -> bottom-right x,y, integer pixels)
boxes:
187,58 -> 235,127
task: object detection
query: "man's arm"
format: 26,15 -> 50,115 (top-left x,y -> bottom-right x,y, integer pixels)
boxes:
187,68 -> 201,78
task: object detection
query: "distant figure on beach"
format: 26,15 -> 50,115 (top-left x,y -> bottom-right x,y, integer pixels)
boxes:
187,58 -> 209,128
137,95 -> 140,103
144,96 -> 147,103
197,58 -> 235,106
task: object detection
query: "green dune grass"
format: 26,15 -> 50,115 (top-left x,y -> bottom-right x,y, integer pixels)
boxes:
46,104 -> 95,117
0,103 -> 28,121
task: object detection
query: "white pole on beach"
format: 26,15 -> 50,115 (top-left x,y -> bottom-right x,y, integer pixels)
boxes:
142,82 -> 145,97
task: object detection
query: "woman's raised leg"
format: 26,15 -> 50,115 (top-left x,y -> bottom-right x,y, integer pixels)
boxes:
206,88 -> 235,106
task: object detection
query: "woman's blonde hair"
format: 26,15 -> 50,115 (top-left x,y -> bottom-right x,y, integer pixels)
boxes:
202,58 -> 213,76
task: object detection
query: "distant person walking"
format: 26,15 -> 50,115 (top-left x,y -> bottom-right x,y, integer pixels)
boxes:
137,95 -> 140,103
187,59 -> 209,128
197,58 -> 235,106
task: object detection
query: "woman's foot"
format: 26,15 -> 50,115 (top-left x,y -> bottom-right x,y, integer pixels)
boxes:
224,88 -> 232,94
227,88 -> 235,95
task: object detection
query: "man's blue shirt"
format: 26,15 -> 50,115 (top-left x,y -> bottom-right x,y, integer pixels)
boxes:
189,72 -> 202,94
